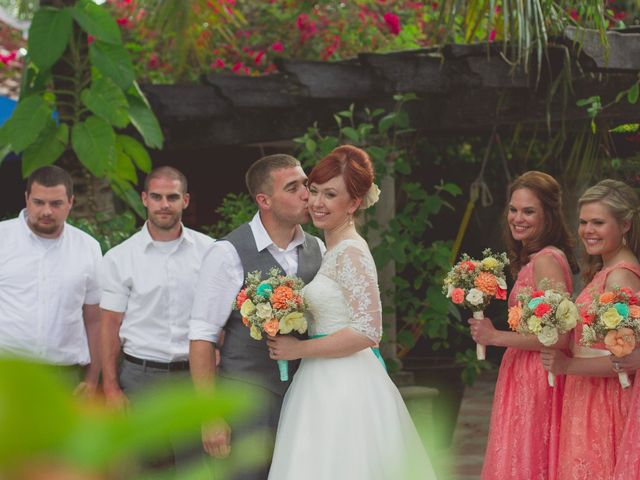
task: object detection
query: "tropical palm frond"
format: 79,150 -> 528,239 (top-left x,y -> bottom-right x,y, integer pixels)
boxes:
439,0 -> 609,74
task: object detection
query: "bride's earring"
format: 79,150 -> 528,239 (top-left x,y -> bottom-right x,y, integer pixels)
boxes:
623,236 -> 628,246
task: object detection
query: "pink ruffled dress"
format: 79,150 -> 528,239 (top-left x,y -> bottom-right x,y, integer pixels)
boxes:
614,360 -> 640,479
481,247 -> 573,480
557,262 -> 639,480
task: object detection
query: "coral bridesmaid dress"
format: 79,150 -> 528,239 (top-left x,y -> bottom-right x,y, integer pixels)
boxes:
482,247 -> 573,480
557,262 -> 639,480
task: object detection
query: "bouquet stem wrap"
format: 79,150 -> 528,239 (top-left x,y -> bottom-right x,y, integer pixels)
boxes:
619,371 -> 631,389
473,310 -> 486,360
277,359 -> 289,382
548,371 -> 555,388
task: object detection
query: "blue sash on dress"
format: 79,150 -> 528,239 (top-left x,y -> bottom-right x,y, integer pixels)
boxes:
309,334 -> 387,371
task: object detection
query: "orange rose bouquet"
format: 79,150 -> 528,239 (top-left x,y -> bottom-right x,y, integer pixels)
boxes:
508,287 -> 578,387
234,267 -> 307,381
443,249 -> 509,360
581,287 -> 640,388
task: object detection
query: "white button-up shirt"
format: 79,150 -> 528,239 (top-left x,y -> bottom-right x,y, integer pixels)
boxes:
189,212 -> 325,344
0,210 -> 102,365
100,223 -> 214,362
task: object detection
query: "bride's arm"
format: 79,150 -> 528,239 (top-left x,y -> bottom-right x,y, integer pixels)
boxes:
269,243 -> 381,360
268,328 -> 375,360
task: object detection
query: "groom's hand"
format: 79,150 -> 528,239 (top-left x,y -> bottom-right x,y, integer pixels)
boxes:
202,420 -> 231,458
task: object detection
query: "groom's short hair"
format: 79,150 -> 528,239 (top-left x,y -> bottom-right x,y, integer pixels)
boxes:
246,154 -> 301,199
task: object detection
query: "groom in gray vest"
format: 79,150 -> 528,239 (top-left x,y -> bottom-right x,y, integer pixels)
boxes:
189,154 -> 324,479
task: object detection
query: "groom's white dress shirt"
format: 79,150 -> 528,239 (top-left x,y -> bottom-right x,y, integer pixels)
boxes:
189,212 -> 325,344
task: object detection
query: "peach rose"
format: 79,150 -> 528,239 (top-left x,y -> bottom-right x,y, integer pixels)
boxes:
629,305 -> 640,319
599,291 -> 616,304
507,305 -> 522,331
451,288 -> 465,304
271,286 -> 294,309
604,327 -> 636,357
263,319 -> 280,337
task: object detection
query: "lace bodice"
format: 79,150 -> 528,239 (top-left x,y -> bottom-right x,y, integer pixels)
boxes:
304,239 -> 382,343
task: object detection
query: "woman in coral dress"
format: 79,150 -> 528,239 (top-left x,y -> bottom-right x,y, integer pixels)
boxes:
541,179 -> 640,480
469,171 -> 577,480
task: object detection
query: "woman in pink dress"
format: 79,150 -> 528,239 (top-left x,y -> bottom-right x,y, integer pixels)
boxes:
469,171 -> 577,480
541,179 -> 640,480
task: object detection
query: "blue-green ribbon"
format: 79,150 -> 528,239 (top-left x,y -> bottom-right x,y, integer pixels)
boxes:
310,334 -> 387,371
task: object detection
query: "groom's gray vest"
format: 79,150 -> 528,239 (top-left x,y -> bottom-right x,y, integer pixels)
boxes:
219,223 -> 322,396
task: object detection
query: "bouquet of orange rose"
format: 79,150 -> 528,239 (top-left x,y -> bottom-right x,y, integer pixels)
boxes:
443,248 -> 509,360
581,287 -> 640,388
234,267 -> 307,381
508,287 -> 579,387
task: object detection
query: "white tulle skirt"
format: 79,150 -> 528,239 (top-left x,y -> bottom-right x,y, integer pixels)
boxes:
268,348 -> 437,480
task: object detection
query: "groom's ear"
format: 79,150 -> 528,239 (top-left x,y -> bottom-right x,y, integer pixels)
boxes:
256,192 -> 270,210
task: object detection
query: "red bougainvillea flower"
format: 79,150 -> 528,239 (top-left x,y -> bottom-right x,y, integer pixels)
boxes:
488,29 -> 496,42
254,50 -> 265,64
0,51 -> 17,65
569,9 -> 579,21
147,53 -> 159,69
212,58 -> 225,69
116,17 -> 128,27
87,35 -> 95,45
383,12 -> 401,35
271,41 -> 284,52
232,62 -> 243,72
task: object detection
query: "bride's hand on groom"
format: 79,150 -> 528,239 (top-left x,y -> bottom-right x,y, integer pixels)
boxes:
202,420 -> 231,458
267,335 -> 302,360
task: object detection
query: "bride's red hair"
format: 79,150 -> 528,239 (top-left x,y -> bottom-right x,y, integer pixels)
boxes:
308,145 -> 374,200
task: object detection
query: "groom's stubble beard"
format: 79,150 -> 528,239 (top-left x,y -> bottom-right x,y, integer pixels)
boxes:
148,209 -> 182,231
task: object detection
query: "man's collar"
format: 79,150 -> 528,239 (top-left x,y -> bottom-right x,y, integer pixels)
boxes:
19,209 -> 66,241
249,212 -> 305,252
141,221 -> 192,249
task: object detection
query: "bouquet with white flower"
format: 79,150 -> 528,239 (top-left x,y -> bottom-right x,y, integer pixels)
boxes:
508,286 -> 578,386
443,248 -> 509,360
581,287 -> 640,388
234,267 -> 307,381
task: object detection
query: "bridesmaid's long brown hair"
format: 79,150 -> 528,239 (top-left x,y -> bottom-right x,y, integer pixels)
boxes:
503,171 -> 578,278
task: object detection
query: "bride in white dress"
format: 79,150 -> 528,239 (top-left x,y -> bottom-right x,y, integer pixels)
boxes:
267,145 -> 436,480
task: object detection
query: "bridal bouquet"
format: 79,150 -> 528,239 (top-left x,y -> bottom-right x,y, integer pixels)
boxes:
508,287 -> 579,386
234,267 -> 307,381
443,248 -> 509,360
581,287 -> 640,388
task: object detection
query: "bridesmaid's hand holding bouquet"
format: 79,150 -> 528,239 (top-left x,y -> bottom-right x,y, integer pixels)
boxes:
581,287 -> 640,388
508,285 -> 579,386
443,248 -> 509,360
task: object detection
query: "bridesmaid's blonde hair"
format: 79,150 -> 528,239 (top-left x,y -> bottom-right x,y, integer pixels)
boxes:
578,179 -> 640,281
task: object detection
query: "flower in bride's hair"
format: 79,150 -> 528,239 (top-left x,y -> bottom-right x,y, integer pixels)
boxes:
360,183 -> 381,209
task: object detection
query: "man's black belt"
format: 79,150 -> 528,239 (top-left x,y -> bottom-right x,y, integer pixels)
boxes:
123,353 -> 190,372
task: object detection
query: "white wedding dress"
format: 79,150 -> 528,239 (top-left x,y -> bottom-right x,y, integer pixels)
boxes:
268,239 -> 437,480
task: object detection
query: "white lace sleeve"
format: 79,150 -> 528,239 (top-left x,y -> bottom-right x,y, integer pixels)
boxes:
333,243 -> 383,343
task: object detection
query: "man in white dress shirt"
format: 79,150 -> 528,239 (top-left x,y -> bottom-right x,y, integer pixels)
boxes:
100,166 -> 214,472
189,154 -> 324,480
0,165 -> 102,393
